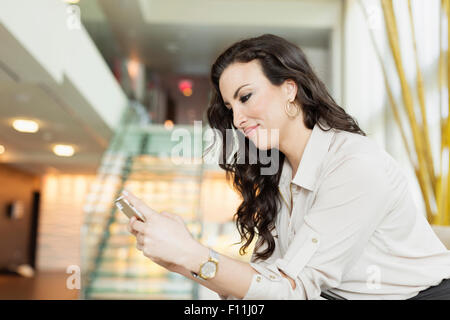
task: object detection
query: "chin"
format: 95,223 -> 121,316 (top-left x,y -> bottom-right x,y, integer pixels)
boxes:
249,137 -> 272,151
256,143 -> 272,151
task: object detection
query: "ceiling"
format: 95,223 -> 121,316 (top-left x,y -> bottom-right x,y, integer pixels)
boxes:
0,0 -> 341,176
0,81 -> 106,175
0,9 -> 115,175
81,0 -> 337,75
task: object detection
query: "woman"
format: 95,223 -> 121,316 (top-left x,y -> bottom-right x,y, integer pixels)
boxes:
125,34 -> 450,299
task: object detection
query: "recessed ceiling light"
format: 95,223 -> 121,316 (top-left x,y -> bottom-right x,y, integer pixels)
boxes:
53,144 -> 75,157
0,145 -> 5,155
12,119 -> 39,133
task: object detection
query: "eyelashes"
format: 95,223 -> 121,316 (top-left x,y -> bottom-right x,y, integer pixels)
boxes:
224,93 -> 252,110
240,93 -> 251,103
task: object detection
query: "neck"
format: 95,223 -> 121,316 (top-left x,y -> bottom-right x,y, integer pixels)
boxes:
278,117 -> 312,179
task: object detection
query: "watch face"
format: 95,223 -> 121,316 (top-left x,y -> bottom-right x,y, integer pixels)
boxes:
201,261 -> 217,278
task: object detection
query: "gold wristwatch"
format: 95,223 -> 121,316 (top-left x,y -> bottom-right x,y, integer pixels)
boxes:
191,248 -> 219,280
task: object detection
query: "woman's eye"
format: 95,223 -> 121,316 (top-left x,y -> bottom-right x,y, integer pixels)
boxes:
240,93 -> 251,103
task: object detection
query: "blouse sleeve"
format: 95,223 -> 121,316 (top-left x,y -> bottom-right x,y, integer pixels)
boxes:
241,155 -> 393,299
218,224 -> 282,300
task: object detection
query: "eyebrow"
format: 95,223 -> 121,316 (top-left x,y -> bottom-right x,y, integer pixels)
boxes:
224,83 -> 250,105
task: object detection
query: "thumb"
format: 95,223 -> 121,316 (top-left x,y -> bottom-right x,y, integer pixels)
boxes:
122,189 -> 157,221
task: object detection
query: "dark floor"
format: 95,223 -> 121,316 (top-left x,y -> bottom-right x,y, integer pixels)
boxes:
0,271 -> 80,300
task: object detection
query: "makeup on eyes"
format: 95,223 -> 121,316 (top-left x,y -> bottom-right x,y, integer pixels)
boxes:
224,92 -> 251,110
240,93 -> 252,103
223,83 -> 252,108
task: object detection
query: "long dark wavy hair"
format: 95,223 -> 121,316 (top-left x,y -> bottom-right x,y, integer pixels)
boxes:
206,34 -> 365,261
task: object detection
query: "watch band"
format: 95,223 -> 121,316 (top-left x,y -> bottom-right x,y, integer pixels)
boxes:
191,248 -> 219,280
209,248 -> 219,262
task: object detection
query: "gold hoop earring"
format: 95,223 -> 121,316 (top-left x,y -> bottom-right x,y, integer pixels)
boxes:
285,101 -> 300,118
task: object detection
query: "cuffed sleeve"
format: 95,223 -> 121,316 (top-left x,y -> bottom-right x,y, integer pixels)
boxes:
240,155 -> 392,300
243,270 -> 299,299
218,293 -> 239,300
242,222 -> 319,299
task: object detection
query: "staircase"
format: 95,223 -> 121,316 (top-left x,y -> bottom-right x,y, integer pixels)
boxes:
80,105 -> 204,299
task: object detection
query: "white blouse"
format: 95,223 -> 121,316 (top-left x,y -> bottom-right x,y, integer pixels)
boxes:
220,123 -> 450,300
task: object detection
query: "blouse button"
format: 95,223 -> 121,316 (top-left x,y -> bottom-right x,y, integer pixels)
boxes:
256,275 -> 262,282
269,275 -> 276,280
312,238 -> 318,244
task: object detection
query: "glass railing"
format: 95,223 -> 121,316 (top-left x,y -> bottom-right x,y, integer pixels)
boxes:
80,104 -> 254,300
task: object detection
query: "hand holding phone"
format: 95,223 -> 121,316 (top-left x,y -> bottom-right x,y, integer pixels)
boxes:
114,195 -> 146,222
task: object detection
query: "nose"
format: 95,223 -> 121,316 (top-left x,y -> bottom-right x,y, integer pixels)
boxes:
233,105 -> 248,130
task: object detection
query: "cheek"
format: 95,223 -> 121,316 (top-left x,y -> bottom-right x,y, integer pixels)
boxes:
247,94 -> 265,118
247,91 -> 287,149
259,101 -> 284,131
251,117 -> 283,151
250,93 -> 277,125
257,100 -> 286,149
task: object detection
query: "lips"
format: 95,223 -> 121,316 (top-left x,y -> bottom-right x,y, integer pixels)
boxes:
244,124 -> 259,136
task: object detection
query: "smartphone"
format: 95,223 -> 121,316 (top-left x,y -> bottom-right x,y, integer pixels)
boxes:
114,195 -> 146,222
